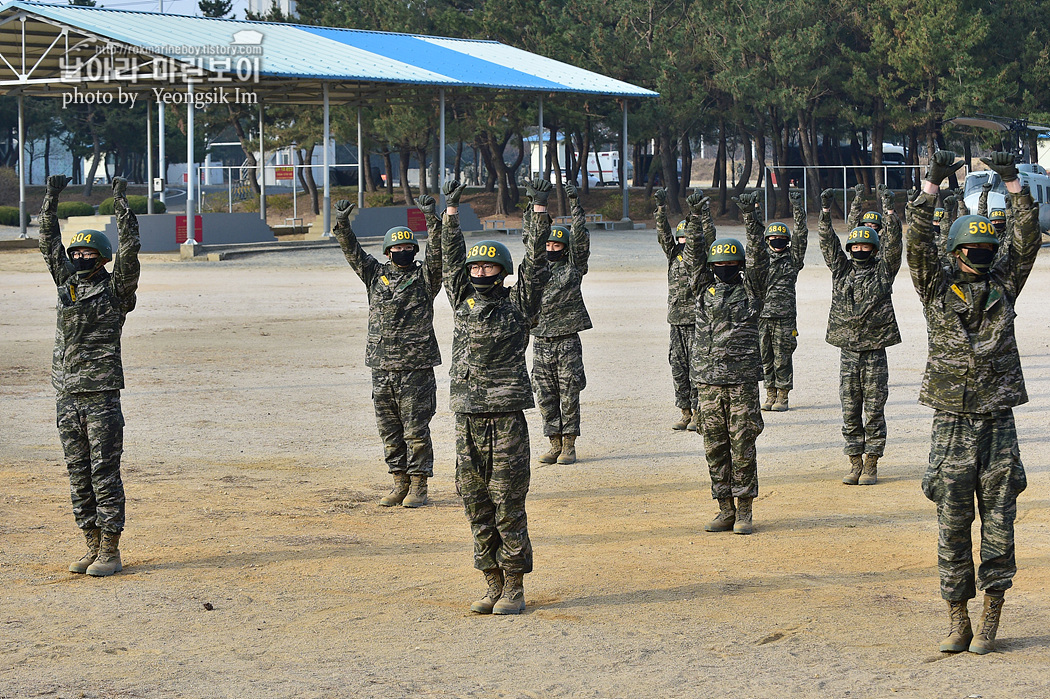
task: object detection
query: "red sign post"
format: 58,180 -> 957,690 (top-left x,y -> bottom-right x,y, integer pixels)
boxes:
175,215 -> 204,244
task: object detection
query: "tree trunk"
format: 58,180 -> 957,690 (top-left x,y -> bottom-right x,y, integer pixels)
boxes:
299,145 -> 319,214
477,135 -> 497,192
416,147 -> 428,195
796,110 -> 821,210
732,124 -> 752,200
44,130 -> 51,179
228,106 -> 259,193
550,123 -> 567,216
399,146 -> 413,203
382,147 -> 394,193
454,140 -> 463,182
680,131 -> 693,195
82,106 -> 102,197
717,117 -> 728,215
657,125 -> 681,214
753,117 -> 766,189
506,131 -> 524,207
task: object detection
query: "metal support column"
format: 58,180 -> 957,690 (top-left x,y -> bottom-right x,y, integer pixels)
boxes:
537,97 -> 544,178
439,88 -> 446,204
357,107 -> 364,210
322,83 -> 331,237
184,81 -> 197,247
259,99 -> 266,223
17,93 -> 26,238
146,100 -> 154,214
158,102 -> 166,205
621,100 -> 630,221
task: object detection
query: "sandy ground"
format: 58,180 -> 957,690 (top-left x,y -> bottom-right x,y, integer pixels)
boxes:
2,224 -> 1050,699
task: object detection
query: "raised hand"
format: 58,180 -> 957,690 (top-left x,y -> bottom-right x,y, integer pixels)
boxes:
654,188 -> 667,206
686,191 -> 709,214
979,151 -> 1019,183
789,190 -> 803,207
820,188 -> 835,209
564,181 -> 579,199
334,198 -> 356,224
526,178 -> 553,206
442,179 -> 467,206
46,174 -> 72,194
925,150 -> 963,185
416,194 -> 436,216
112,177 -> 127,198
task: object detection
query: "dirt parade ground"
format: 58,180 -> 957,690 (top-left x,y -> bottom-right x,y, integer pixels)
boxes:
3,223 -> 1050,699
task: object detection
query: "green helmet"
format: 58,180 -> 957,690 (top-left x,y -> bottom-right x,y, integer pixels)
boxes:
989,208 -> 1007,223
933,208 -> 946,223
846,226 -> 880,251
947,215 -> 999,253
675,219 -> 688,236
548,225 -> 570,245
764,221 -> 790,239
67,229 -> 112,261
465,239 -> 514,275
708,237 -> 745,263
383,226 -> 419,254
861,211 -> 883,230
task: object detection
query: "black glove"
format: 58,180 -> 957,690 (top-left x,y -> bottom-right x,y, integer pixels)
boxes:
442,179 -> 467,206
46,174 -> 72,195
854,183 -> 867,198
879,185 -> 894,207
732,192 -> 758,213
981,182 -> 993,193
943,194 -> 956,209
820,188 -> 834,209
334,199 -> 355,224
526,178 -> 553,206
980,151 -> 1018,183
908,188 -> 919,202
112,177 -> 127,198
788,190 -> 803,207
925,150 -> 963,185
416,194 -> 436,216
686,192 -> 709,215
564,181 -> 579,199
654,188 -> 667,206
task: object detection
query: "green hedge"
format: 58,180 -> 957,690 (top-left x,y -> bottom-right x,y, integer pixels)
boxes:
98,196 -> 165,215
56,201 -> 95,219
0,206 -> 19,226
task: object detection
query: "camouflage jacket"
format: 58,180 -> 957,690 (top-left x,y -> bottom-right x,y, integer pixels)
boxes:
529,196 -> 591,337
445,208 -> 550,413
819,208 -> 902,350
334,214 -> 442,370
761,203 -> 808,319
977,186 -> 1015,258
906,189 -> 1039,414
687,208 -> 769,385
656,204 -> 714,325
41,191 -> 140,394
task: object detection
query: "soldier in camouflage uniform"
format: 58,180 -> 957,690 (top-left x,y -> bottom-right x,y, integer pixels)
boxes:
758,190 -> 809,412
908,151 -> 1037,655
819,184 -> 902,486
685,191 -> 769,535
40,175 -> 140,577
333,192 -> 443,508
529,181 -> 592,465
654,188 -> 715,431
445,177 -> 551,615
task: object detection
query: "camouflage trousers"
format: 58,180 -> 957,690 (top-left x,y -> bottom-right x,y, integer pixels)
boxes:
696,382 -> 763,500
372,368 -> 436,477
839,348 -> 889,457
669,323 -> 698,411
455,411 -> 533,574
759,317 -> 798,390
56,390 -> 125,533
532,334 -> 586,437
922,410 -> 1027,601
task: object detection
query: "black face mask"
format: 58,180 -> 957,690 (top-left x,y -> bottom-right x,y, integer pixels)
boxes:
547,248 -> 565,262
959,247 -> 995,273
768,238 -> 789,251
993,223 -> 1006,235
712,265 -> 742,284
673,242 -> 686,256
390,249 -> 416,267
470,274 -> 502,295
71,257 -> 99,275
850,249 -> 873,263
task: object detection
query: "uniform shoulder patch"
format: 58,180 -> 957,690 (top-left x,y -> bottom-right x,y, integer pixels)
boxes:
381,275 -> 390,286
708,286 -> 716,296
467,297 -> 475,309
950,284 -> 965,301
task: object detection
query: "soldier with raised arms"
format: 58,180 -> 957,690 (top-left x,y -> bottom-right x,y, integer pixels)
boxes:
332,192 -> 442,509
444,178 -> 551,615
685,191 -> 769,535
818,183 -> 903,487
907,151 -> 1038,655
40,175 -> 140,577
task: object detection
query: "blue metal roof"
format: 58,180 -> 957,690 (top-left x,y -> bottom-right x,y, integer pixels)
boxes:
0,1 -> 657,97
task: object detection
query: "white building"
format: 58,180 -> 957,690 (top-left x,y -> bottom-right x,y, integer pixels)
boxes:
247,0 -> 297,17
